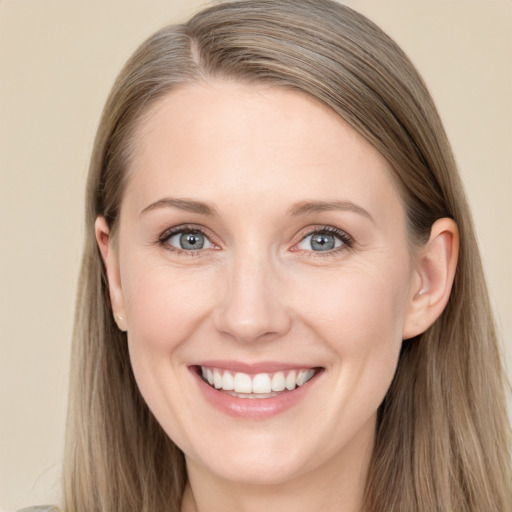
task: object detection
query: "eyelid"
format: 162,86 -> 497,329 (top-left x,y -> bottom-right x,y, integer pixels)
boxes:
157,224 -> 220,255
155,223 -> 354,257
291,225 -> 354,254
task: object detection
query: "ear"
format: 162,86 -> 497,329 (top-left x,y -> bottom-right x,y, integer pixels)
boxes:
95,216 -> 128,332
402,218 -> 459,340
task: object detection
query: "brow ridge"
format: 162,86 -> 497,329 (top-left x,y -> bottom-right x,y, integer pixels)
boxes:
140,198 -> 218,216
141,197 -> 372,222
287,200 -> 373,222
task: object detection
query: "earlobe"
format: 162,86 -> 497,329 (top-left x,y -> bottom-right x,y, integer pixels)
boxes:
402,218 -> 459,340
94,217 -> 128,332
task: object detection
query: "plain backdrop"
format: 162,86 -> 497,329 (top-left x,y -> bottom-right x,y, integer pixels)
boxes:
0,0 -> 510,509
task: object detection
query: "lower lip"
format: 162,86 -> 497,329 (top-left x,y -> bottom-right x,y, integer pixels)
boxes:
190,367 -> 322,420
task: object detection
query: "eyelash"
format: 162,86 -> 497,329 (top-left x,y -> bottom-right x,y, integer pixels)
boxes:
157,224 -> 354,257
157,224 -> 214,257
294,226 -> 354,258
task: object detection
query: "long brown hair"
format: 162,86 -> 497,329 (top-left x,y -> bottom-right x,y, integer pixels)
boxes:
63,1 -> 511,510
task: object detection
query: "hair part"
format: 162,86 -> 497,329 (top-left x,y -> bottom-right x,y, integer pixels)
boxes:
63,1 -> 511,510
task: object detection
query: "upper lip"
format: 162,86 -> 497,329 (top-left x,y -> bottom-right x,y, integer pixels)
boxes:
193,360 -> 320,374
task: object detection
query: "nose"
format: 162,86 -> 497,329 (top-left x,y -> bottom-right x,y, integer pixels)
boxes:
213,252 -> 292,343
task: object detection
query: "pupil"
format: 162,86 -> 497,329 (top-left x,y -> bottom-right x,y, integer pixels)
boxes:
311,233 -> 335,251
180,232 -> 205,250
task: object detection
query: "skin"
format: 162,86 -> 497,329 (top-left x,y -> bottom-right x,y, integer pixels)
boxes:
96,82 -> 458,512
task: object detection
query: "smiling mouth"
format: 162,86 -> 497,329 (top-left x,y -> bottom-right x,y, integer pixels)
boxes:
195,365 -> 320,399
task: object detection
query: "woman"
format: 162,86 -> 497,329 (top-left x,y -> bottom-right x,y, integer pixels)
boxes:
58,0 -> 511,510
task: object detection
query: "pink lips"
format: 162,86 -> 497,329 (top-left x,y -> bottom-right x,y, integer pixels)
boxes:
189,361 -> 322,420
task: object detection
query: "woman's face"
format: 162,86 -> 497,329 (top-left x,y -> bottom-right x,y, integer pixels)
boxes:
106,82 -> 422,485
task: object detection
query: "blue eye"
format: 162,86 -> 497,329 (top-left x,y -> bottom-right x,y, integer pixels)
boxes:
296,230 -> 347,252
166,230 -> 213,251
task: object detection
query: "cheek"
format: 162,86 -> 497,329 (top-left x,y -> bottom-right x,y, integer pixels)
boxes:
122,261 -> 216,354
120,262 -> 219,452
296,256 -> 411,409
120,261 -> 215,423
298,263 -> 411,354
292,261 -> 411,440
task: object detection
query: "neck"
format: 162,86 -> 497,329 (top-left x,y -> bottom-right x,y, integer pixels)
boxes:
181,416 -> 375,512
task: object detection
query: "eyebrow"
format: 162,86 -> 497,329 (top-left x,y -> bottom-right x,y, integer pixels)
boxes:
140,198 -> 218,216
140,197 -> 373,222
287,200 -> 374,222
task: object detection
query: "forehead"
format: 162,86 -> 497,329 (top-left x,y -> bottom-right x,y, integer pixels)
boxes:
124,81 -> 404,222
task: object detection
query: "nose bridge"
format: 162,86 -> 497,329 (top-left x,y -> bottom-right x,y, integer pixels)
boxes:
214,245 -> 291,343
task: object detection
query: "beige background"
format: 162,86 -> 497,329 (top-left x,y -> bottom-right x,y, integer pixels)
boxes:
0,0 -> 510,509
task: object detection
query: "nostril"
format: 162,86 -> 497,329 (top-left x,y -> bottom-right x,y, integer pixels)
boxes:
218,328 -> 284,344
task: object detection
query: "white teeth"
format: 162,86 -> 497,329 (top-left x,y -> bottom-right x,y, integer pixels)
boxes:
200,366 -> 316,395
271,371 -> 286,392
297,369 -> 312,387
297,369 -> 314,386
222,371 -> 234,391
213,369 -> 223,389
285,370 -> 297,391
234,372 -> 252,393
252,373 -> 272,394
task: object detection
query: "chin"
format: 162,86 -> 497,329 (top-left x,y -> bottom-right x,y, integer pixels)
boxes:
185,430 -> 322,486
200,456 -> 308,486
